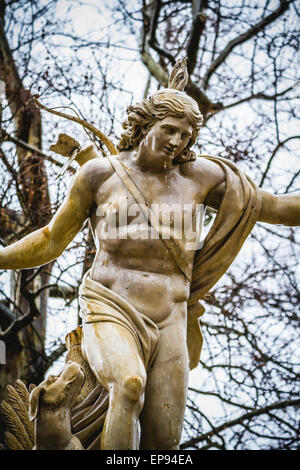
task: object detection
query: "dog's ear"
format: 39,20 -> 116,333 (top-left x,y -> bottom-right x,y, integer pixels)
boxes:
28,386 -> 44,421
63,361 -> 83,385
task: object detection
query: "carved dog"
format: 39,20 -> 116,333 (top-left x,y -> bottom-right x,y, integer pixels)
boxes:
28,361 -> 85,450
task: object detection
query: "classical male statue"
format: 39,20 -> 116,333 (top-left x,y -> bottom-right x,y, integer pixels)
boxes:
0,60 -> 299,450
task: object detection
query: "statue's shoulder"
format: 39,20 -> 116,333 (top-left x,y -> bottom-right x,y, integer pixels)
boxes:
75,156 -> 114,191
179,155 -> 225,186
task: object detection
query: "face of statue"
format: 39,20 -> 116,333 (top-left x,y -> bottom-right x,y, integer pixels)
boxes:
137,115 -> 193,172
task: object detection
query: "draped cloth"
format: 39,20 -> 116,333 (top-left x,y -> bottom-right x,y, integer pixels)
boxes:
71,273 -> 160,449
78,273 -> 160,370
186,156 -> 262,368
71,155 -> 262,448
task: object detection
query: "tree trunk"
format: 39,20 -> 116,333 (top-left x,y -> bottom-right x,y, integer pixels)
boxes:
0,2 -> 52,402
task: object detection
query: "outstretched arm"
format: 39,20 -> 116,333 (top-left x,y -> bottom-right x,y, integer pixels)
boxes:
0,159 -> 103,270
192,156 -> 299,226
258,190 -> 300,226
206,186 -> 300,226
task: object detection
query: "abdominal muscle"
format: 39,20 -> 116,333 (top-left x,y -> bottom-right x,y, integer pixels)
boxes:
89,248 -> 190,325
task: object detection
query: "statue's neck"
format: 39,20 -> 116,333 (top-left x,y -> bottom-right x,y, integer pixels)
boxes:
122,149 -> 175,176
35,406 -> 72,449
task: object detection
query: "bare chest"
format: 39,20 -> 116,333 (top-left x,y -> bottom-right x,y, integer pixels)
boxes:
89,169 -> 200,321
91,171 -> 204,244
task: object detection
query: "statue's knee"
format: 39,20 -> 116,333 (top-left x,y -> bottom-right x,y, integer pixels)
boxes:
122,375 -> 145,403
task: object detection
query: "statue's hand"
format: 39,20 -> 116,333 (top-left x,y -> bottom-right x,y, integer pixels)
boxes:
65,326 -> 83,350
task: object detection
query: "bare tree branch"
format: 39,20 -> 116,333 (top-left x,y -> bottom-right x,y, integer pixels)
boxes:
1,129 -> 76,173
141,48 -> 223,114
259,135 -> 300,187
0,308 -> 37,339
201,0 -> 290,90
39,342 -> 67,376
216,82 -> 299,112
181,399 -> 300,449
0,300 -> 15,324
186,0 -> 207,74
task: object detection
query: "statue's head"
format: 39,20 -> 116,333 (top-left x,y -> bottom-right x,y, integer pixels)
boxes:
117,58 -> 203,163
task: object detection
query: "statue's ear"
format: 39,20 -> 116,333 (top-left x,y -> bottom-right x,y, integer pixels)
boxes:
141,124 -> 151,136
28,386 -> 44,421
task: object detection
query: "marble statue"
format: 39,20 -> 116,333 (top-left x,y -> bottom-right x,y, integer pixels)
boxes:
28,361 -> 85,450
0,59 -> 299,450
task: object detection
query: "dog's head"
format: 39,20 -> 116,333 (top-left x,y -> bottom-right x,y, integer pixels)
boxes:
28,361 -> 85,422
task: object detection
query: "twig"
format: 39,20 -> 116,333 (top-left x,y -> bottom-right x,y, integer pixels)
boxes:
1,128 -> 77,173
259,135 -> 300,187
201,0 -> 290,89
181,398 -> 300,449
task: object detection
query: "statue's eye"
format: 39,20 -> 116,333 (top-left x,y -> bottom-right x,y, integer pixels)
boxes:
163,125 -> 175,134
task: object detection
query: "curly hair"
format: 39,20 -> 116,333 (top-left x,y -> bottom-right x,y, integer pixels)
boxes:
117,88 -> 203,163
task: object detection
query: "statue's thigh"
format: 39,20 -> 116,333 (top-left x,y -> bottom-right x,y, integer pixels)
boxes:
140,324 -> 189,449
82,322 -> 146,388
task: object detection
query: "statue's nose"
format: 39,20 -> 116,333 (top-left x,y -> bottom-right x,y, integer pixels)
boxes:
169,133 -> 180,148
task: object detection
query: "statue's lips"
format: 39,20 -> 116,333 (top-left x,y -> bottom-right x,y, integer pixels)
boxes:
164,146 -> 175,156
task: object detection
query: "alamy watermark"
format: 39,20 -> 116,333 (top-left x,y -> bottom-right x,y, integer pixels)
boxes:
96,201 -> 205,251
0,340 -> 6,365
